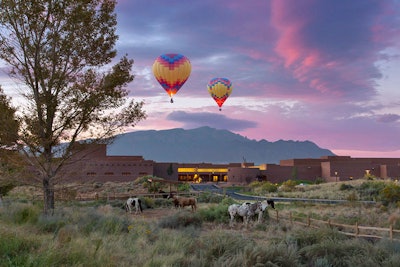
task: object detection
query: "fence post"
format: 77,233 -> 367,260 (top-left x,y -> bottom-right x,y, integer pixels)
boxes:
289,212 -> 293,225
307,215 -> 311,227
328,219 -> 331,228
276,210 -> 279,222
390,224 -> 393,241
355,222 -> 359,237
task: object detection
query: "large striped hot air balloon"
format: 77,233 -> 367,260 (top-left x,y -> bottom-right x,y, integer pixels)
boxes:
207,78 -> 233,111
152,53 -> 191,103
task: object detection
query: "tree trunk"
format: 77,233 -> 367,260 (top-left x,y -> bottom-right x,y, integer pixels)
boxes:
43,178 -> 54,215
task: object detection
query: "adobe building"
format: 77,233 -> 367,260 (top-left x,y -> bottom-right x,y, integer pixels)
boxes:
60,144 -> 400,184
62,144 -> 154,183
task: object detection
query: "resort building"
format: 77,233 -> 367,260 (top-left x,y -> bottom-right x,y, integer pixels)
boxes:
61,144 -> 400,184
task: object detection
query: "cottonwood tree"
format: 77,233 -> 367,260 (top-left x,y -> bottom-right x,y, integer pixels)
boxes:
0,0 -> 146,214
0,86 -> 18,148
0,86 -> 21,193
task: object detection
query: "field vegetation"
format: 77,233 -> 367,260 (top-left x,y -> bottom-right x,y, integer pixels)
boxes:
1,178 -> 400,266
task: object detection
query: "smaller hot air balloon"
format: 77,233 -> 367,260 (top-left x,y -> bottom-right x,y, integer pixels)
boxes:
152,53 -> 191,103
207,78 -> 233,111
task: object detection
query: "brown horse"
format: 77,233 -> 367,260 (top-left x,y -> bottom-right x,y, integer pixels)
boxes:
169,194 -> 197,212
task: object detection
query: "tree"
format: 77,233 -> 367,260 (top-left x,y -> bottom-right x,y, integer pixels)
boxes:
0,86 -> 21,193
0,0 -> 146,214
0,86 -> 19,148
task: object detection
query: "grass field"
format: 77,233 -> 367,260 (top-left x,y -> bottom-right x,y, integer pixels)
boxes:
1,179 -> 400,266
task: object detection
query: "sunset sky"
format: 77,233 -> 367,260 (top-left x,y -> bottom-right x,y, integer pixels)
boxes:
2,0 -> 400,158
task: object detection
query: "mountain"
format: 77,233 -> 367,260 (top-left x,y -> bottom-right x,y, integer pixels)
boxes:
107,126 -> 335,164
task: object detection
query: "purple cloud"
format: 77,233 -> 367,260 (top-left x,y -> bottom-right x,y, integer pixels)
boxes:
166,111 -> 257,131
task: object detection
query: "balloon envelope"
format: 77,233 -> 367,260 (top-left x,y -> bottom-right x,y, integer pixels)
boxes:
152,53 -> 191,102
207,78 -> 233,110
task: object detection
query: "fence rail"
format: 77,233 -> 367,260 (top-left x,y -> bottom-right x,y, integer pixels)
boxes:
74,191 -> 200,201
272,210 -> 400,241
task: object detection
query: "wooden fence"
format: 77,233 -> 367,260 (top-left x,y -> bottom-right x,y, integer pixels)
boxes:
271,210 -> 400,241
74,191 -> 200,201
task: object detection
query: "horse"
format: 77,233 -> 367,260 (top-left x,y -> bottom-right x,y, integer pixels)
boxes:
168,194 -> 197,212
125,197 -> 143,214
228,201 -> 263,227
256,199 -> 275,222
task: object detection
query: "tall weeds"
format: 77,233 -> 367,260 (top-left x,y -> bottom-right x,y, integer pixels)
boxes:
1,198 -> 400,266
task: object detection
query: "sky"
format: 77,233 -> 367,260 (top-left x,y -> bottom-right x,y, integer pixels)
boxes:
2,0 -> 400,158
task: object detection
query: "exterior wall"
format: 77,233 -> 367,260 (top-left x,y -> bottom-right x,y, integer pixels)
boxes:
82,157 -> 154,183
62,144 -> 154,183
228,167 -> 260,185
153,162 -> 179,181
261,164 -> 292,183
384,164 -> 400,179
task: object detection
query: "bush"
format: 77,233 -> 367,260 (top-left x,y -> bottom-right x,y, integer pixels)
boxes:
198,204 -> 230,223
340,183 -> 354,191
280,179 -> 298,192
197,192 -> 224,203
37,212 -> 68,233
380,182 -> 400,206
358,181 -> 386,201
0,231 -> 40,266
250,181 -> 278,195
0,182 -> 16,196
158,210 -> 202,229
4,203 -> 41,225
75,207 -> 129,235
177,183 -> 190,192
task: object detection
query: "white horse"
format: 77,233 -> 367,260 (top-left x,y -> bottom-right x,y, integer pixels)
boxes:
256,199 -> 275,222
125,197 -> 143,214
228,200 -> 275,227
228,202 -> 263,227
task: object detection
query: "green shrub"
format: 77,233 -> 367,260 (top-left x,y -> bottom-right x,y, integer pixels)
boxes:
5,203 -> 41,225
177,183 -> 190,192
0,182 -> 16,196
142,197 -> 155,209
198,204 -> 230,223
37,213 -> 68,233
340,183 -> 354,191
299,238 -> 391,267
75,207 -> 129,235
346,191 -> 359,202
358,181 -> 386,201
153,198 -> 173,208
197,192 -> 224,203
0,231 -> 40,266
280,179 -> 298,192
250,181 -> 278,194
380,182 -> 400,206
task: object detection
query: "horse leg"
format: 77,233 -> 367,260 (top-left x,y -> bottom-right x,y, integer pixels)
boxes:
138,199 -> 143,213
229,215 -> 235,227
258,211 -> 263,223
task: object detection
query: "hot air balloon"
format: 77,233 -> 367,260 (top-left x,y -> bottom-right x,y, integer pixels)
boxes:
207,78 -> 233,111
152,53 -> 191,103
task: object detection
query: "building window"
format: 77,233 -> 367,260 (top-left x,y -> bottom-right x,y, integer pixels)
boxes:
87,172 -> 96,176
104,172 -> 114,175
122,172 -> 131,176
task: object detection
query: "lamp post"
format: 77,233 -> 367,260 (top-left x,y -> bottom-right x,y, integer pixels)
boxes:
335,171 -> 338,182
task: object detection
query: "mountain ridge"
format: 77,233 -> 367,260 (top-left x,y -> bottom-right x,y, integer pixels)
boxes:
107,126 -> 335,164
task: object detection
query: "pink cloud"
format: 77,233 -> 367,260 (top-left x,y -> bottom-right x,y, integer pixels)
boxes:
269,0 -> 396,101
